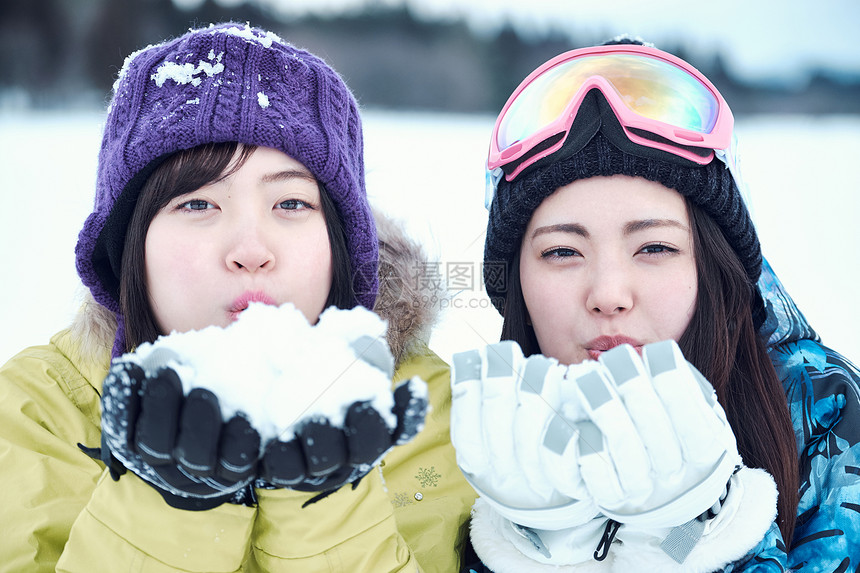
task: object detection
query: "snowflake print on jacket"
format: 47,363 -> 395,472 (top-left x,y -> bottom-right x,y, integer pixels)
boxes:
416,466 -> 441,488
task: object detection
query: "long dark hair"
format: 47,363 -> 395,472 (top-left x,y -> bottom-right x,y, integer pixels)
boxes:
119,142 -> 355,352
500,199 -> 798,545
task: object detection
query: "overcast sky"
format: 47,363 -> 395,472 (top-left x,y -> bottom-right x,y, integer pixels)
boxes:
210,0 -> 860,85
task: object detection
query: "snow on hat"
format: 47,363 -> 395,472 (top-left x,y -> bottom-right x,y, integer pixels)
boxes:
75,23 -> 378,351
483,131 -> 762,316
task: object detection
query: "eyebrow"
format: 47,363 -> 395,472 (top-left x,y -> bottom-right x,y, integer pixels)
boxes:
531,219 -> 688,240
261,169 -> 317,184
624,218 -> 689,235
531,223 -> 589,240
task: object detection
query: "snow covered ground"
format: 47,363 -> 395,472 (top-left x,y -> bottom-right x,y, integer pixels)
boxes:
0,110 -> 857,367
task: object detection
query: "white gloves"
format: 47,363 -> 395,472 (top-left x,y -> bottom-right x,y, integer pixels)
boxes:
573,340 -> 740,528
451,341 -> 600,530
451,340 -> 778,572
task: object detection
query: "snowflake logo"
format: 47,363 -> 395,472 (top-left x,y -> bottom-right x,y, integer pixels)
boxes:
415,466 -> 441,488
391,492 -> 413,507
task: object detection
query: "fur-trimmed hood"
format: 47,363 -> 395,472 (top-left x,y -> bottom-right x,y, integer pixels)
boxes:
70,208 -> 442,368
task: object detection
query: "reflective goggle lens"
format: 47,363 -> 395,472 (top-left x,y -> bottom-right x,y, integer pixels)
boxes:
497,53 -> 720,152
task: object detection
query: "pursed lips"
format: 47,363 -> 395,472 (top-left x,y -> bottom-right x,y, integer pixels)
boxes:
584,335 -> 643,361
229,290 -> 276,320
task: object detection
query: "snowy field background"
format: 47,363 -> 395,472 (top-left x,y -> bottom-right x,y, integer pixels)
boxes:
0,110 -> 857,367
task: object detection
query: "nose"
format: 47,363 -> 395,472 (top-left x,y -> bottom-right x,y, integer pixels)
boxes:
584,261 -> 633,316
226,225 -> 275,273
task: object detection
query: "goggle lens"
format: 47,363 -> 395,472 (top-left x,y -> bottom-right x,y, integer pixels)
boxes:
496,54 -> 721,152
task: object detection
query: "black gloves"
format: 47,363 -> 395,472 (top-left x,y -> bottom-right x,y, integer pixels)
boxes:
260,379 -> 429,492
82,346 -> 428,511
84,360 -> 261,510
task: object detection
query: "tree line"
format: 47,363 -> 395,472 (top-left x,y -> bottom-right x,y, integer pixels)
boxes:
1,0 -> 857,114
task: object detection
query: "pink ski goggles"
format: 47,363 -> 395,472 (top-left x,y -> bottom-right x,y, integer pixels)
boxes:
487,44 -> 737,193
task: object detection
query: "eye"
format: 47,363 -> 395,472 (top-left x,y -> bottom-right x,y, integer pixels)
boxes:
277,199 -> 314,211
540,246 -> 580,259
177,199 -> 214,211
638,243 -> 679,256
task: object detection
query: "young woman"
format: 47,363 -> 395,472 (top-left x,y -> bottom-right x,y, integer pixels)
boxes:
451,39 -> 860,571
0,23 -> 475,571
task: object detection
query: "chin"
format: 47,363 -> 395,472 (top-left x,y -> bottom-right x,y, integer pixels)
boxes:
554,350 -> 590,367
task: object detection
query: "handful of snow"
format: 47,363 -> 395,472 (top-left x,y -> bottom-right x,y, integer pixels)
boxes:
123,303 -> 402,444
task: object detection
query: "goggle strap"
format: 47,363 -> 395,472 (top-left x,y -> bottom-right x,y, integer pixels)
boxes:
716,142 -> 753,222
485,168 -> 503,209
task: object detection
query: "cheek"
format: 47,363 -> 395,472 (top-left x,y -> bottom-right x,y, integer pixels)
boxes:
519,257 -> 546,319
521,272 -> 561,324
652,268 -> 698,340
145,230 -> 204,289
295,225 -> 333,282
304,240 -> 333,295
283,225 -> 334,321
520,258 -> 578,343
143,222 -> 219,330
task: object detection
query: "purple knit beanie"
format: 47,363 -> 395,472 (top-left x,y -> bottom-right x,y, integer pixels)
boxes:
75,23 -> 378,354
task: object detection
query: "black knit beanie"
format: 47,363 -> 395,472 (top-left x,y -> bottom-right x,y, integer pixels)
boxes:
483,131 -> 762,315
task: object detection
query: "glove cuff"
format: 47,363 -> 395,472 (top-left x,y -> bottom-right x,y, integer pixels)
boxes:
464,472 -> 600,530
612,466 -> 778,572
470,497 -> 613,572
600,451 -> 741,529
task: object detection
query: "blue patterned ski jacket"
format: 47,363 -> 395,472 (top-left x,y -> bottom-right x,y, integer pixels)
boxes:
725,259 -> 860,571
